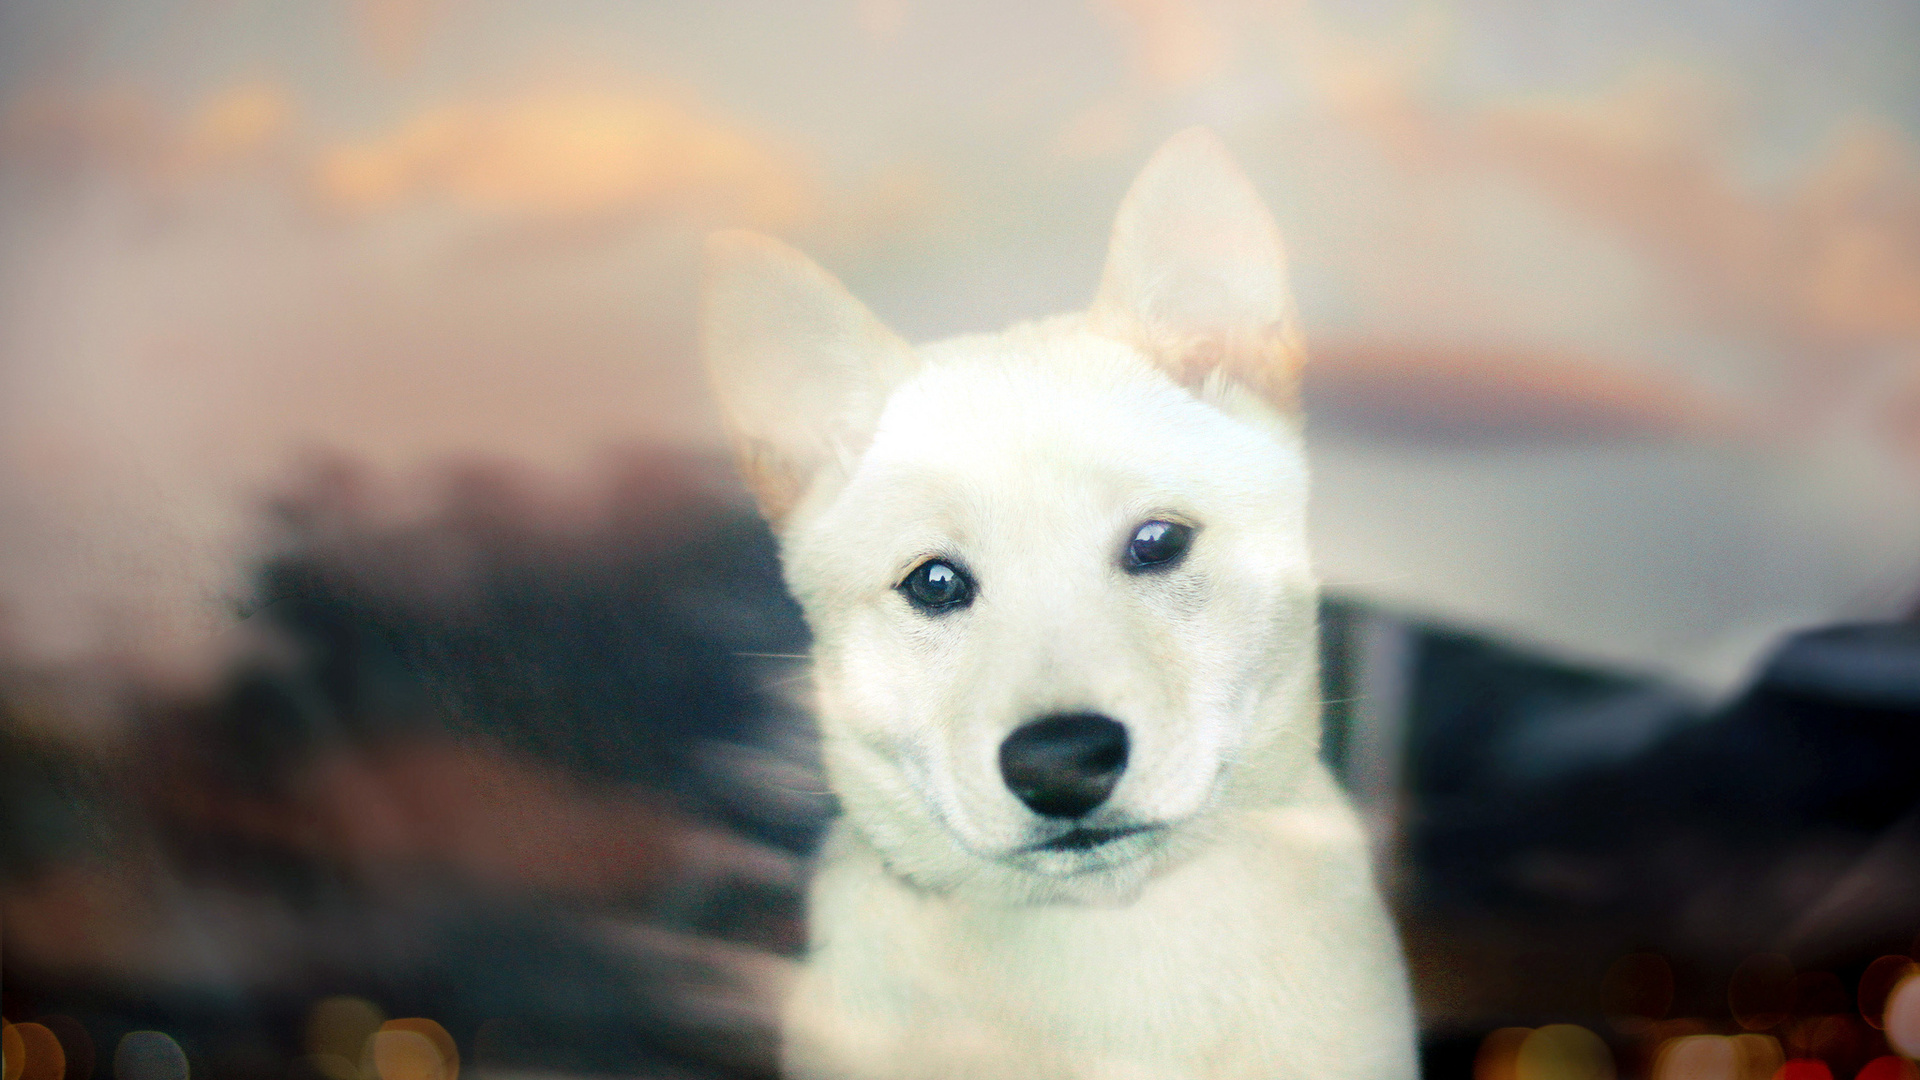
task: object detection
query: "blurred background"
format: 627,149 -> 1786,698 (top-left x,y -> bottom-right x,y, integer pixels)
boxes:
3,1 -> 1919,1078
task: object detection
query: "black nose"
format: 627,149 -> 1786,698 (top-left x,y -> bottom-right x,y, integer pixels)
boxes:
998,713 -> 1129,819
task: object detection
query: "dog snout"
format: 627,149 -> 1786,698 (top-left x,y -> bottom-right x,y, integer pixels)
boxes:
998,713 -> 1129,818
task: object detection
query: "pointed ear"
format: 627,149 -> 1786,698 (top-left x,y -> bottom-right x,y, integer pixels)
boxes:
700,230 -> 919,524
1091,128 -> 1304,409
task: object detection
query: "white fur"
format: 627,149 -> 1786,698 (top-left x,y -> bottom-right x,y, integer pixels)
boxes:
701,129 -> 1417,1080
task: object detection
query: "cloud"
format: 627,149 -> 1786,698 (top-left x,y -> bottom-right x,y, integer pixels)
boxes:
1,82 -> 295,188
344,0 -> 451,71
1307,338 -> 1749,444
313,90 -> 809,226
1477,77 -> 1920,356
0,81 -> 809,691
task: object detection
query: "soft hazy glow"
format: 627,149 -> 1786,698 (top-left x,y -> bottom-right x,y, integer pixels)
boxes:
1886,973 -> 1920,1059
375,1020 -> 457,1080
1518,1024 -> 1616,1080
1862,957 -> 1920,1030
366,1030 -> 443,1080
1476,1026 -> 1534,1080
306,997 -> 386,1067
1856,1057 -> 1920,1080
1,1023 -> 19,1080
6,1024 -> 61,1080
1652,1034 -> 1783,1080
113,1031 -> 188,1080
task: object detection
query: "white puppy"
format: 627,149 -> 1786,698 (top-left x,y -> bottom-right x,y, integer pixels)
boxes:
700,129 -> 1417,1080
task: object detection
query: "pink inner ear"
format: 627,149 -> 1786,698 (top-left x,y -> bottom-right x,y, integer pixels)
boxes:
1092,130 -> 1304,406
700,230 -> 920,525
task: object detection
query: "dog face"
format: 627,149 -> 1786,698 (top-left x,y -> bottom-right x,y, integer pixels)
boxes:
702,130 -> 1320,902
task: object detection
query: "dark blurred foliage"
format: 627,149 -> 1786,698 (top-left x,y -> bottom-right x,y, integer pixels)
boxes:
3,451 -> 822,1080
4,450 -> 1919,1079
1350,613 -> 1920,1078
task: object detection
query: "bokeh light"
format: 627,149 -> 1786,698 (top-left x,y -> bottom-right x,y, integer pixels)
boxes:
3,1022 -> 22,1080
1863,957 -> 1920,1030
377,1021 -> 456,1080
36,1017 -> 94,1080
1789,1015 -> 1870,1069
363,1030 -> 441,1080
1517,1024 -> 1616,1080
305,997 -> 385,1070
8,1024 -> 62,1080
1855,1057 -> 1920,1080
1477,1026 -> 1534,1080
113,1032 -> 188,1080
1652,1033 -> 1784,1080
1886,971 -> 1920,1058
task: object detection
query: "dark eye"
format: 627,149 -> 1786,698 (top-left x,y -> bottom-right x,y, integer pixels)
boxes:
900,559 -> 974,612
1125,520 -> 1193,571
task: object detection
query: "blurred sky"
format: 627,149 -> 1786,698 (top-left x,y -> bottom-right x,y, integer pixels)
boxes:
1,0 -> 1918,699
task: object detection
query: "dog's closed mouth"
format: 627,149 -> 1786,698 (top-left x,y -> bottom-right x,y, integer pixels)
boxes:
1034,824 -> 1157,852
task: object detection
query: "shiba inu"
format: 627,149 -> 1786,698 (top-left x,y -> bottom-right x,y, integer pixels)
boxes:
699,129 -> 1417,1080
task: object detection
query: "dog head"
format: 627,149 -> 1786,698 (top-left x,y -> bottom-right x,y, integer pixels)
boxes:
701,129 -> 1321,903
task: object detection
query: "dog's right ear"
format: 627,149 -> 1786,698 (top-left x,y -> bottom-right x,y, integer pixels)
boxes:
1092,128 -> 1304,413
701,230 -> 920,524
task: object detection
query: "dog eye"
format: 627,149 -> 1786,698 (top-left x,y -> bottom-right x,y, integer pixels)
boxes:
900,559 -> 974,612
1125,521 -> 1193,571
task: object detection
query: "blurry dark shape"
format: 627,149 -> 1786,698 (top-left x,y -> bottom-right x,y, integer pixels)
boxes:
113,1032 -> 188,1080
1601,953 -> 1675,1025
1732,955 -> 1797,1031
1306,341 -> 1743,445
1860,957 -> 1919,1030
305,998 -> 382,1066
1349,601 -> 1920,1073
466,1018 -> 526,1072
31,1017 -> 91,1080
1764,624 -> 1920,714
1,449 -> 817,1080
1795,972 -> 1853,1020
1787,1014 -> 1872,1078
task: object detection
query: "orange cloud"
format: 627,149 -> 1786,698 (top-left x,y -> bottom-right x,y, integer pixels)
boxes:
1282,36 -> 1920,359
314,90 -> 809,226
1260,9 -> 1920,422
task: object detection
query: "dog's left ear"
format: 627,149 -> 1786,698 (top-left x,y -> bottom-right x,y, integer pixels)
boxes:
1092,128 -> 1304,410
701,230 -> 921,525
